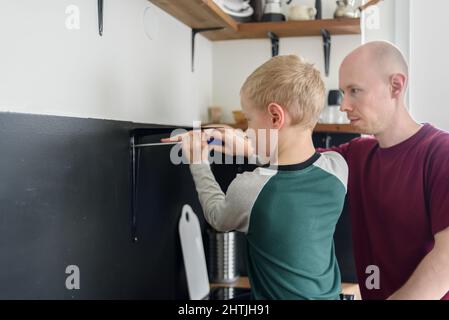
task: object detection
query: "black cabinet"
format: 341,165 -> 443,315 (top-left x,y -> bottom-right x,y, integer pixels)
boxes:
0,113 -> 201,299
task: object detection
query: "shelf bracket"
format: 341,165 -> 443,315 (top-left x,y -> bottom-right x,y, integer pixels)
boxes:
98,0 -> 103,36
130,135 -> 139,243
315,0 -> 322,19
192,27 -> 225,72
128,127 -> 189,243
267,32 -> 279,57
321,29 -> 331,77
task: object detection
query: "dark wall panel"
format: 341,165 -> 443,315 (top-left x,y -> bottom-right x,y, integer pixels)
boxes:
0,112 -> 204,299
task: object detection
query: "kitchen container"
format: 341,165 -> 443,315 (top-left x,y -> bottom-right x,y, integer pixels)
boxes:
207,228 -> 239,283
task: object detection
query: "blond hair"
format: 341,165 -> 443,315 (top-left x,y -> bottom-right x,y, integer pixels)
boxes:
240,55 -> 325,129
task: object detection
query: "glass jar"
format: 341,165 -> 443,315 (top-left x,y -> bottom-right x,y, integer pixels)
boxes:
320,106 -> 339,124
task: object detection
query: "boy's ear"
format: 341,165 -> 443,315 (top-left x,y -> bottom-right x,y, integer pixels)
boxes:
267,103 -> 285,129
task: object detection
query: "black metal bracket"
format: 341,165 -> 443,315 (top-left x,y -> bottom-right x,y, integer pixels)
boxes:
321,29 -> 331,77
267,32 -> 279,57
191,27 -> 224,72
315,0 -> 322,20
98,0 -> 103,36
130,135 -> 138,242
129,127 -> 190,243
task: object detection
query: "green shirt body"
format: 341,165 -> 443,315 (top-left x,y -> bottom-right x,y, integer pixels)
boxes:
189,152 -> 348,300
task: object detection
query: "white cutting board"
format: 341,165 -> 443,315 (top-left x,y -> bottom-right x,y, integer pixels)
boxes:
178,204 -> 210,300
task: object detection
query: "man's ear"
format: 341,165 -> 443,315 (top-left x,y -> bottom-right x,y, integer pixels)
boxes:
390,73 -> 407,99
267,103 -> 285,129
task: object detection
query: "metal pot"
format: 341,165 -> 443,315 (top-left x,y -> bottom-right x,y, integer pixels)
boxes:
207,228 -> 239,284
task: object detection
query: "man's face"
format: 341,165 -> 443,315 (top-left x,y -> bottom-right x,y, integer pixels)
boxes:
339,58 -> 395,135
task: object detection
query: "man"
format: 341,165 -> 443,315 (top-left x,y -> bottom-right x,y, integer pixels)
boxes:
329,41 -> 449,300
207,41 -> 449,300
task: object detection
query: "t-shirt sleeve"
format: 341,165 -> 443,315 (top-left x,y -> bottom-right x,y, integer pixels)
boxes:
189,164 -> 272,233
427,136 -> 449,235
318,151 -> 349,192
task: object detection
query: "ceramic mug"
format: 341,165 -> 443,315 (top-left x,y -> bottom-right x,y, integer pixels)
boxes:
288,5 -> 317,21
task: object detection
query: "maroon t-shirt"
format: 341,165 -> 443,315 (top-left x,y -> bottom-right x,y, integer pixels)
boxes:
326,124 -> 449,300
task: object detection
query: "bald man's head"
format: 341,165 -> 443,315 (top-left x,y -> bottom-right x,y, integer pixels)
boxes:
341,41 -> 409,82
338,41 -> 410,135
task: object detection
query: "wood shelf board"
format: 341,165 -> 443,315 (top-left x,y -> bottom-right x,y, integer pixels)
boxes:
314,123 -> 360,134
203,18 -> 361,41
148,0 -> 238,30
148,1 -> 360,41
207,123 -> 360,134
203,122 -> 360,134
210,277 -> 250,289
211,277 -> 361,299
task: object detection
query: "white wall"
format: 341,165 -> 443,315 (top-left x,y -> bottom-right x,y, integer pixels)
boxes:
1,0 -> 419,128
409,0 -> 449,131
360,0 -> 410,106
212,0 -> 363,123
361,0 -> 395,44
393,0 -> 410,64
357,0 -> 449,131
0,0 -> 212,126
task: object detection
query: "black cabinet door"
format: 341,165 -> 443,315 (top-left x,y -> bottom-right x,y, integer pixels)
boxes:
0,113 -> 205,299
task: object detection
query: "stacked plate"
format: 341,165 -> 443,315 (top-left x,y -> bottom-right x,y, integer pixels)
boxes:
213,0 -> 254,22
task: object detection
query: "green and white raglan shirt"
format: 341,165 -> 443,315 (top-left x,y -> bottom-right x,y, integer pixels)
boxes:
189,152 -> 348,300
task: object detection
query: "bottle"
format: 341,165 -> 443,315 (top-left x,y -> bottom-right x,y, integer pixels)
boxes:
320,105 -> 338,124
327,89 -> 349,124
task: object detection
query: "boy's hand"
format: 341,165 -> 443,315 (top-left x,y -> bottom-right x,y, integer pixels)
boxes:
160,126 -> 254,160
204,128 -> 254,158
159,124 -> 231,145
161,130 -> 209,164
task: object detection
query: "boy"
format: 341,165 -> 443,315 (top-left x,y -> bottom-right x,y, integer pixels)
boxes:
166,55 -> 348,300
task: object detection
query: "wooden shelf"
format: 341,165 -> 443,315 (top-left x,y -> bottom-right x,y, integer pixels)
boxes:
314,123 -> 360,134
149,0 -> 238,31
149,0 -> 360,41
210,277 -> 361,300
209,123 -> 359,134
210,277 -> 250,289
206,18 -> 361,41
